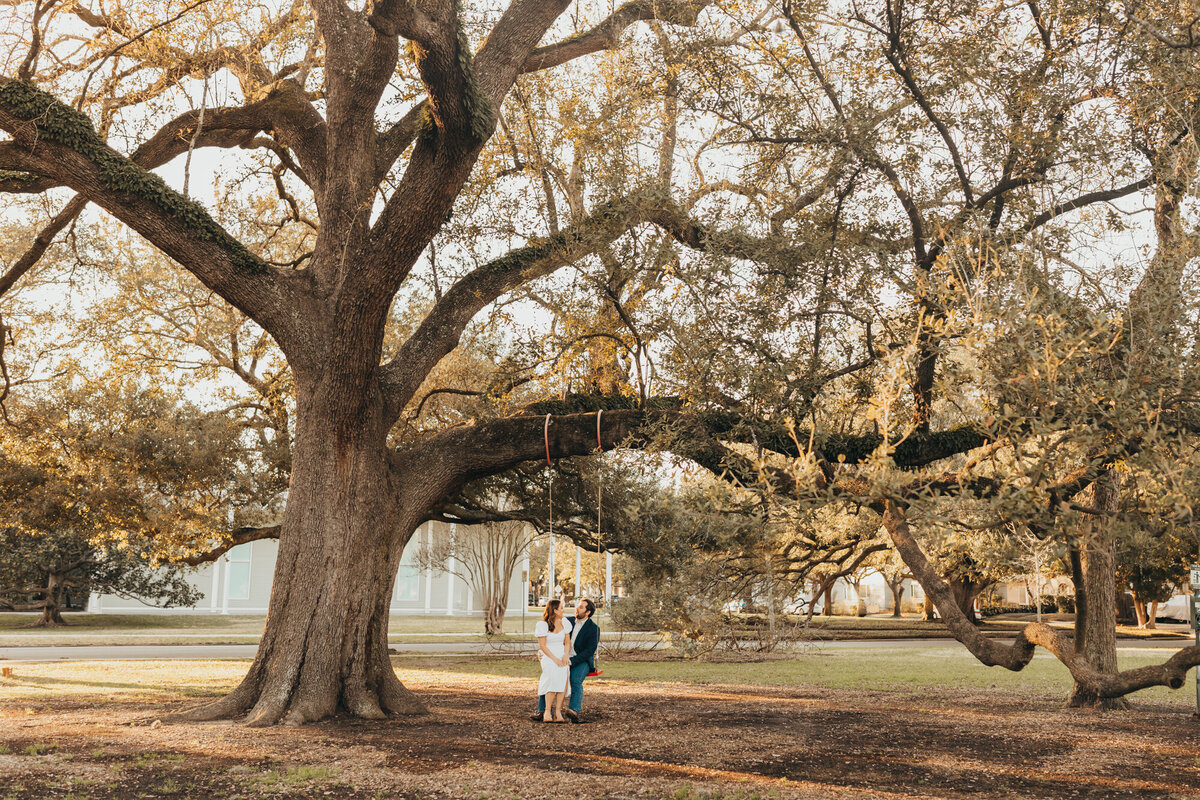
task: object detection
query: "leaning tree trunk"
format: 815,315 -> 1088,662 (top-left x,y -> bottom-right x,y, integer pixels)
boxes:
1130,590 -> 1149,629
184,380 -> 428,726
1068,471 -> 1128,710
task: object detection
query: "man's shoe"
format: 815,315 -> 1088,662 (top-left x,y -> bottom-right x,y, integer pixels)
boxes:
564,708 -> 580,722
529,713 -> 543,722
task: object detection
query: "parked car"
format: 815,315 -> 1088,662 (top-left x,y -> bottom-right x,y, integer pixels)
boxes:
1157,594 -> 1192,623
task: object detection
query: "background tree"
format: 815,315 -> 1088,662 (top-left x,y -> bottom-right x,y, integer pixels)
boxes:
413,519 -> 529,635
0,379 -> 257,623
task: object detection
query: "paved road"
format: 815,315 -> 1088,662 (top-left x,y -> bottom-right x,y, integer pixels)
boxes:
0,636 -> 1190,663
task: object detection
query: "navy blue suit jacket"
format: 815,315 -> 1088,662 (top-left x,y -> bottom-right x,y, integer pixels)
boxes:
568,616 -> 599,669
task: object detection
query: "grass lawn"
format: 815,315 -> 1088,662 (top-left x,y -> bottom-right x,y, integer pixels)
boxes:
0,611 -> 631,646
1,610 -> 1186,647
409,644 -> 1196,708
0,644 -> 1192,707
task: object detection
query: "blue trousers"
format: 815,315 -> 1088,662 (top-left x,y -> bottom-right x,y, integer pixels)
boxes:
537,662 -> 590,714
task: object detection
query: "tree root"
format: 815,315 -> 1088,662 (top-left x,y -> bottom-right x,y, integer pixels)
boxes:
380,669 -> 430,715
173,680 -> 256,722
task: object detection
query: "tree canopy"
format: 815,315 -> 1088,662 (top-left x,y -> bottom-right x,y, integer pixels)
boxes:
2,0 -> 1200,724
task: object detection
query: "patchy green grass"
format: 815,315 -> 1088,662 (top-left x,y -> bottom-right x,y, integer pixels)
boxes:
252,765 -> 339,790
0,613 -> 266,632
402,644 -> 1197,707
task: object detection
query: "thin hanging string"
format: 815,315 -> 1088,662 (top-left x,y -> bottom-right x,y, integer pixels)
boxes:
182,28 -> 211,198
545,413 -> 553,595
596,410 -> 603,597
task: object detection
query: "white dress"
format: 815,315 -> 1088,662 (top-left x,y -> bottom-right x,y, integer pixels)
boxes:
536,618 -> 573,695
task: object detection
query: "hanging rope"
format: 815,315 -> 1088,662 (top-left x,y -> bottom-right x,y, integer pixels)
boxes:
182,28 -> 211,199
592,408 -> 607,676
595,409 -> 603,595
544,413 -> 554,598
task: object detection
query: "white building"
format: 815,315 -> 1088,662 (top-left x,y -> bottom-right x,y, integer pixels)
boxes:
813,572 -> 926,614
88,520 -> 530,617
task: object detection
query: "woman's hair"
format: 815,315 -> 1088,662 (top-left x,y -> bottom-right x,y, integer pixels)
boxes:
542,599 -> 561,625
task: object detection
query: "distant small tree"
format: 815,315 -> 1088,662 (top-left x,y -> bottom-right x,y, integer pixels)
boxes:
874,550 -> 913,619
414,521 -> 530,635
1116,529 -> 1195,629
0,379 -> 255,625
0,528 -> 200,626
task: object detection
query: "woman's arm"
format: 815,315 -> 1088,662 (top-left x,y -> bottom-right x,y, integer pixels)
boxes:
537,635 -> 555,662
560,630 -> 572,667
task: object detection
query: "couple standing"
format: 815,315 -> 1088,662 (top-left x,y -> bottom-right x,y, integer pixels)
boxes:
532,597 -> 598,723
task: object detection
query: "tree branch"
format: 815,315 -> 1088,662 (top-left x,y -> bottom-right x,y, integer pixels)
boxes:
1012,177 -> 1154,239
180,526 -> 281,567
378,190 -> 668,417
882,501 -> 1200,698
520,0 -> 710,74
0,79 -> 307,350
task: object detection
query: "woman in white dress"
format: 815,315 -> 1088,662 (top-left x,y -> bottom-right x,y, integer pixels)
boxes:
535,599 -> 573,723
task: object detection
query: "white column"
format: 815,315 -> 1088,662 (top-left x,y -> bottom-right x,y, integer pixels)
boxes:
208,559 -> 221,613
217,504 -> 232,614
574,546 -> 582,599
445,523 -> 457,614
88,593 -> 102,614
423,524 -> 433,615
523,543 -> 532,609
605,550 -> 613,604
221,554 -> 231,615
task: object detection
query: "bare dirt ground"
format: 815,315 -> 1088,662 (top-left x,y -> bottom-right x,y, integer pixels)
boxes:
2,658 -> 1200,800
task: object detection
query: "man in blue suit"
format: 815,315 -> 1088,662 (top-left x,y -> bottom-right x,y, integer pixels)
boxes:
533,597 -> 599,723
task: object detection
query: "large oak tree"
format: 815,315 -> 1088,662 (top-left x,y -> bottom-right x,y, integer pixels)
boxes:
4,0 -> 1200,726
0,0 -> 720,725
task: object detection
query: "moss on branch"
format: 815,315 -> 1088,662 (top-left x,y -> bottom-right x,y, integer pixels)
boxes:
0,79 -> 266,275
522,397 -> 988,468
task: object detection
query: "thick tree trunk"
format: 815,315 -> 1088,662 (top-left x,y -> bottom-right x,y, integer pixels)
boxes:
32,573 -> 67,627
949,578 -> 983,625
923,596 -> 937,621
1068,472 -> 1129,710
1146,601 -> 1158,630
822,582 -> 833,616
184,382 -> 428,726
889,580 -> 905,617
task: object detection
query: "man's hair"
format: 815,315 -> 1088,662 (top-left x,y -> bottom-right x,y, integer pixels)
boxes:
580,598 -> 596,618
